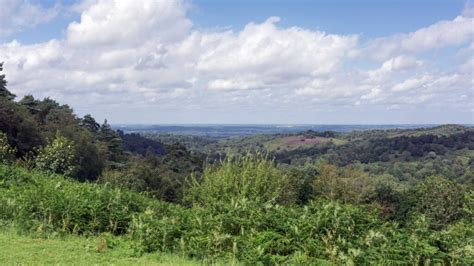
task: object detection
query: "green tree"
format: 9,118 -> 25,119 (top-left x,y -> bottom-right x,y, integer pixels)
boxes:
19,95 -> 40,114
0,98 -> 43,156
0,62 -> 15,100
410,176 -> 466,229
81,114 -> 100,133
35,133 -> 76,176
71,129 -> 106,181
311,162 -> 375,204
98,120 -> 124,166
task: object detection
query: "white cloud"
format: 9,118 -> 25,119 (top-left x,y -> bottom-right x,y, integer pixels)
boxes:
392,75 -> 431,92
0,0 -> 472,123
193,17 -> 358,91
365,14 -> 474,60
0,0 -> 59,37
67,0 -> 192,47
367,55 -> 423,82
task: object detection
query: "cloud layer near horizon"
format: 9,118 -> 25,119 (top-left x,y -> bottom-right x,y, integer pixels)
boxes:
0,0 -> 473,123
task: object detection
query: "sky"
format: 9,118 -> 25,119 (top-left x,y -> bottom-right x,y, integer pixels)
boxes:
0,0 -> 473,124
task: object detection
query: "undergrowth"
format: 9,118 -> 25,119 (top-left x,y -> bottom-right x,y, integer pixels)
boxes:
1,160 -> 473,265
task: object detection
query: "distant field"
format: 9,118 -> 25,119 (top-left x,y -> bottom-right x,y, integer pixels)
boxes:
114,124 -> 443,137
265,135 -> 347,150
0,228 -> 198,266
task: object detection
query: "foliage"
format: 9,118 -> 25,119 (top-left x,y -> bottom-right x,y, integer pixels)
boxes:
130,198 -> 462,264
366,183 -> 404,220
0,163 -> 473,264
0,164 -> 151,235
464,190 -> 474,223
272,129 -> 474,168
0,132 -> 15,164
311,162 -> 376,204
119,131 -> 165,156
0,62 -> 15,100
0,65 -> 196,184
0,97 -> 43,156
98,120 -> 125,167
99,157 -> 180,202
35,133 -> 76,176
98,142 -> 204,203
80,114 -> 100,133
407,176 -> 467,229
186,154 -> 293,207
430,220 -> 474,264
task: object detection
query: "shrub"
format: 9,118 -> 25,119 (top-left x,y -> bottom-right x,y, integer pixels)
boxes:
98,158 -> 182,202
431,220 -> 474,264
464,190 -> 474,223
311,163 -> 376,204
35,133 -> 76,176
0,132 -> 15,164
185,154 -> 293,207
409,176 -> 466,229
1,159 -> 472,264
130,198 -> 455,264
0,164 -> 150,235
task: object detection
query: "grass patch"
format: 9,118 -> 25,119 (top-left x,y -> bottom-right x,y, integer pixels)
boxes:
0,226 -> 199,265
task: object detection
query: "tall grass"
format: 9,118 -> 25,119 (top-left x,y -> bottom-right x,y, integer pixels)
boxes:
0,164 -> 151,235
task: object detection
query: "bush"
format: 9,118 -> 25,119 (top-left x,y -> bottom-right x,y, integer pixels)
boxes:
98,158 -> 183,203
409,176 -> 466,229
1,160 -> 472,264
464,190 -> 474,223
185,154 -> 294,207
35,133 -> 76,176
0,164 -> 150,235
130,198 -> 455,264
431,220 -> 474,264
0,132 -> 15,164
311,163 -> 376,204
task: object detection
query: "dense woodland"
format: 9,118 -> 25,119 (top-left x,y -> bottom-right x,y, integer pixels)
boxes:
1,63 -> 473,264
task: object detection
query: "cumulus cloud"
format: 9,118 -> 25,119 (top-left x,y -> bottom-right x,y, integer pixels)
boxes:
0,0 -> 59,37
195,17 -> 357,91
0,0 -> 472,122
364,14 -> 474,60
67,0 -> 192,47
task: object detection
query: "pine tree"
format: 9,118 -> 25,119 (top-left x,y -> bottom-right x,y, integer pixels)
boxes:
0,62 -> 15,100
81,114 -> 101,133
99,120 -> 124,165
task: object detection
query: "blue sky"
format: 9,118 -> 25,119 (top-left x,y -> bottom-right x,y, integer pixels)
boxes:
5,0 -> 468,43
0,0 -> 472,124
191,0 -> 465,36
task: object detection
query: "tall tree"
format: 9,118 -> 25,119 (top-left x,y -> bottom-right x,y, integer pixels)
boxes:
0,62 -> 15,100
0,65 -> 42,155
99,120 -> 125,166
81,114 -> 100,133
